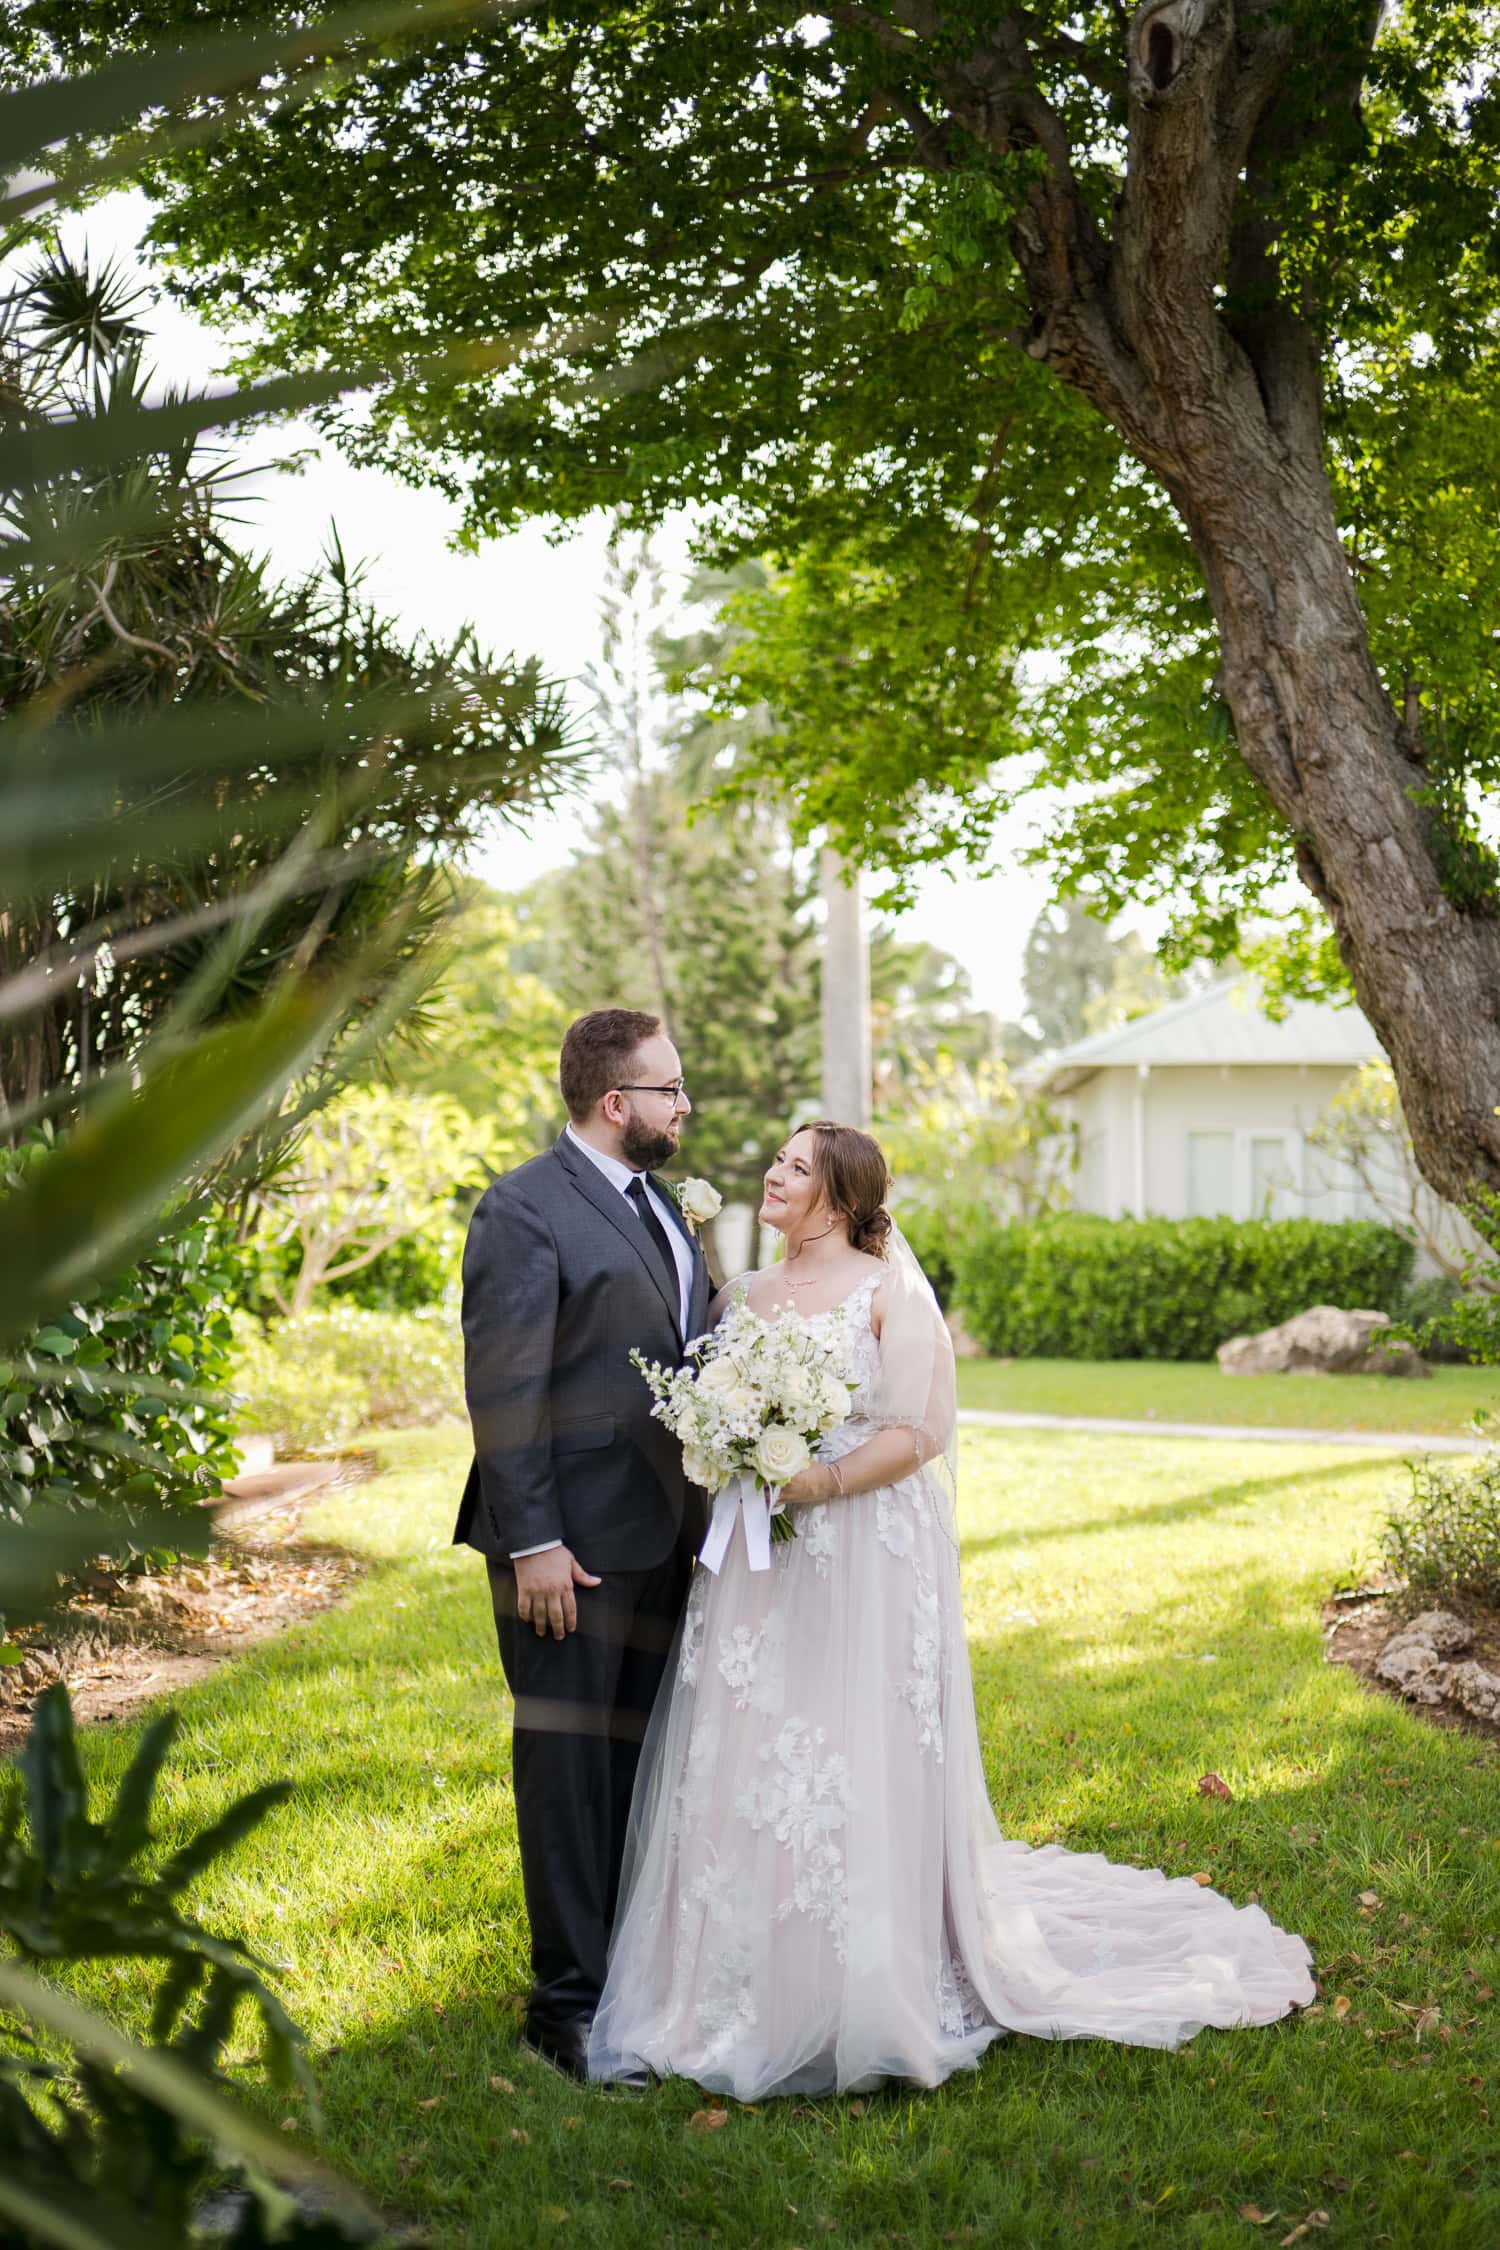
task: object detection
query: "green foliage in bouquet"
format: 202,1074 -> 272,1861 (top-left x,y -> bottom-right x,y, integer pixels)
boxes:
956,1214 -> 1414,1363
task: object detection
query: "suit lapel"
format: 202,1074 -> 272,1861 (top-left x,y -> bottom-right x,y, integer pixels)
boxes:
553,1134 -> 683,1338
650,1174 -> 712,1342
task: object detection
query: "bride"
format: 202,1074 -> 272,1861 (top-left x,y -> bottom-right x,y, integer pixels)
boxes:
588,1120 -> 1315,2098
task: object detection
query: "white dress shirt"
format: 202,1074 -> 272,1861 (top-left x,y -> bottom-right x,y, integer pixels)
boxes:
512,1126 -> 694,1560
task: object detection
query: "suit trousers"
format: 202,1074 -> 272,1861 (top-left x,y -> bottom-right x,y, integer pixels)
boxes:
488,1547 -> 693,2030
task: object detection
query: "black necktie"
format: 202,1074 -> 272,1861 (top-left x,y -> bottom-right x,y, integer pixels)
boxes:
626,1176 -> 680,1312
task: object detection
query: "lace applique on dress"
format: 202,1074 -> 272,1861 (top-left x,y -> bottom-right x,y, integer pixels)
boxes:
901,1571 -> 944,1761
717,1611 -> 787,1715
936,1942 -> 984,2038
692,1939 -> 757,2054
799,1503 -> 837,1577
678,1575 -> 708,1686
670,1712 -> 722,1842
735,1718 -> 852,1958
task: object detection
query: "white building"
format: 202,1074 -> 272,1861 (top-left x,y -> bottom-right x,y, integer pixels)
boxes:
1036,978 -> 1400,1230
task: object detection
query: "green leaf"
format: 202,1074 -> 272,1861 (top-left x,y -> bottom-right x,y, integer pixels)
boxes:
32,1329 -> 79,1359
105,1707 -> 180,1864
0,1957 -> 353,2203
18,1683 -> 86,1881
158,1781 -> 292,1895
0,969 -> 370,1348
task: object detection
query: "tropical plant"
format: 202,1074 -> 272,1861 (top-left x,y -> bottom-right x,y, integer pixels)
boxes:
250,1085 -> 500,1316
56,0 -> 1500,1213
0,18 -> 574,2237
0,1684 -> 374,2246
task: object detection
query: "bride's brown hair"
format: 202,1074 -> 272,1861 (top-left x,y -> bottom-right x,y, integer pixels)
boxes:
797,1119 -> 893,1258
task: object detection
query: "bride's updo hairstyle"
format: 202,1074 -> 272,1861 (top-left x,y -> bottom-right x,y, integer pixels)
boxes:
799,1119 -> 894,1259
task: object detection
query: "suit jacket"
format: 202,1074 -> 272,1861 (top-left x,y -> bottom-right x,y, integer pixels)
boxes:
453,1131 -> 712,1573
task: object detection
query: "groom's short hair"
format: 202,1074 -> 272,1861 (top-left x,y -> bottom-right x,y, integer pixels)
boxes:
560,1009 -> 664,1120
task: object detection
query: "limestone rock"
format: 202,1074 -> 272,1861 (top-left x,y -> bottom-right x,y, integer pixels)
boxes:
1217,1305 -> 1431,1378
1371,1609 -> 1500,1724
1375,1609 -> 1473,1705
1445,1660 -> 1500,1725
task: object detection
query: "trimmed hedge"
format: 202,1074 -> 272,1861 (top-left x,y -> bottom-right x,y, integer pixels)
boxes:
954,1213 -> 1415,1362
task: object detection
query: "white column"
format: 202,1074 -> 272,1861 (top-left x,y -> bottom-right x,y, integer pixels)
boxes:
819,848 -> 871,1126
1133,1062 -> 1150,1217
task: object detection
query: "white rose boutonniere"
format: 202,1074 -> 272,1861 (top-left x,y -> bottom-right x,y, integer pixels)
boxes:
675,1176 -> 723,1233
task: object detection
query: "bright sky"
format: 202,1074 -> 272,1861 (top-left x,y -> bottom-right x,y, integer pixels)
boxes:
66,191 -> 1081,1023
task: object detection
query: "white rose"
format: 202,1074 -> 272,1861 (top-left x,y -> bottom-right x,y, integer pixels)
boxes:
696,1355 -> 739,1393
683,1446 -> 721,1489
679,1177 -> 723,1225
752,1423 -> 811,1486
816,1376 -> 850,1431
725,1383 -> 757,1420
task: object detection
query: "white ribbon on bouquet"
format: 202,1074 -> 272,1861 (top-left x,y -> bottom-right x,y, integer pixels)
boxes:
698,1471 -> 782,1574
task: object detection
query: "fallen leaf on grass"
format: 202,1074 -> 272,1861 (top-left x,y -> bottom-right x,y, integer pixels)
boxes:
416,2096 -> 444,2112
1238,2208 -> 1274,2226
510,2128 -> 530,2146
1358,1889 -> 1381,1908
1320,2176 -> 1352,2194
1279,2229 -> 1308,2247
1198,1773 -> 1233,1799
607,2179 -> 634,2192
1331,1996 -> 1352,2019
1191,1872 -> 1213,1886
489,2074 -> 515,2094
688,2107 -> 729,2132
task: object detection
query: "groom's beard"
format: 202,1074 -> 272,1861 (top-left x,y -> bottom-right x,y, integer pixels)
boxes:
621,1111 -> 680,1172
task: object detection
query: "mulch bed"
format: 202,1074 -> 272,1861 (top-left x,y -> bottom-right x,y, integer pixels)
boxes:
1323,1583 -> 1500,1743
0,1459 -> 374,1755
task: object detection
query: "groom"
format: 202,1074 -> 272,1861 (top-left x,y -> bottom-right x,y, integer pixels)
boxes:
455,1008 -> 711,2080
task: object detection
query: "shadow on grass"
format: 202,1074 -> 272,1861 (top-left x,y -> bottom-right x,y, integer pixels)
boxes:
41,1456 -> 1500,2249
958,1450 -> 1388,1559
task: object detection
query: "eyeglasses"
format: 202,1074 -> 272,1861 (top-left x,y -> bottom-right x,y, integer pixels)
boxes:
616,1080 -> 688,1102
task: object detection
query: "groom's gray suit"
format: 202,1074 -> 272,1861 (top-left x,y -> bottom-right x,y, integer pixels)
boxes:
456,1129 -> 710,2033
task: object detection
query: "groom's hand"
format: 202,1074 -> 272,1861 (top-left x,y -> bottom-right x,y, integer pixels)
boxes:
514,1546 -> 602,1640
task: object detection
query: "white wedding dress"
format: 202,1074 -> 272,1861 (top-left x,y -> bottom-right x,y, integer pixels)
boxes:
588,1264 -> 1315,2098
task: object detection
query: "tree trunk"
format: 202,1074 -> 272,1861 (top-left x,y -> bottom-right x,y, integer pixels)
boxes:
819,850 -> 872,1127
920,0 -> 1500,1206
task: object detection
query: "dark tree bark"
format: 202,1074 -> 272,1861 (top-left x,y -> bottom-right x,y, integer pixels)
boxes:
870,0 -> 1500,1205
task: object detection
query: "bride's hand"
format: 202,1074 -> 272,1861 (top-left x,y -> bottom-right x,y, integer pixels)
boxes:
778,1463 -> 833,1506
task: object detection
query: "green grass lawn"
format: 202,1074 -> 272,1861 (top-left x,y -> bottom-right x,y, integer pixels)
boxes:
45,1424 -> 1500,2248
956,1356 -> 1500,1437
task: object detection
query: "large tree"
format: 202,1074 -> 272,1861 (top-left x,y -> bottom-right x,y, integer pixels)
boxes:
29,0 -> 1500,1204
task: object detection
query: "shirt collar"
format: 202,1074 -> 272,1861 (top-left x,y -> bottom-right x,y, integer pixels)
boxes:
565,1121 -> 648,1199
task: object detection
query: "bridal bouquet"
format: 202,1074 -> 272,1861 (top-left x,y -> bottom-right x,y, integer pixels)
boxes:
631,1298 -> 854,1570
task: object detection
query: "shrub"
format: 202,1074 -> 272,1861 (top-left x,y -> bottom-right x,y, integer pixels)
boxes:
231,1305 -> 463,1455
244,1218 -> 464,1318
1378,1452 -> 1500,1606
1395,1274 -> 1486,1365
890,1200 -> 976,1311
0,1146 -> 242,1554
953,1212 -> 1414,1361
